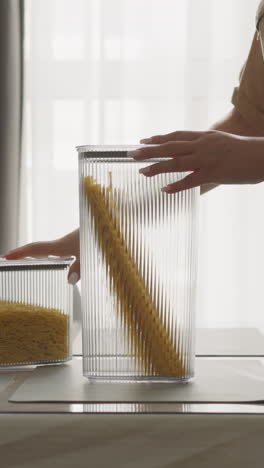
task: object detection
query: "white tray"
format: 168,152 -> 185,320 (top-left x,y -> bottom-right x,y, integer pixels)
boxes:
9,357 -> 264,404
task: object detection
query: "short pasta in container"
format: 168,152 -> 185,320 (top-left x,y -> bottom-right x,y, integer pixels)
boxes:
0,257 -> 74,367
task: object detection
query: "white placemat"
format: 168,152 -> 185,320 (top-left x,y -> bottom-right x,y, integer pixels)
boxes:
9,357 -> 264,403
0,373 -> 16,392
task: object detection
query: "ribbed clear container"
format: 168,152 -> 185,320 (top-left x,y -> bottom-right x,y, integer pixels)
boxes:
78,145 -> 199,382
0,257 -> 74,367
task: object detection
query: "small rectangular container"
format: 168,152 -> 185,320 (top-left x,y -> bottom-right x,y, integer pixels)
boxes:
0,257 -> 74,367
78,145 -> 199,382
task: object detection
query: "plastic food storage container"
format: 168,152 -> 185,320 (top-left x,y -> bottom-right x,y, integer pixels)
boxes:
0,257 -> 74,367
78,145 -> 199,382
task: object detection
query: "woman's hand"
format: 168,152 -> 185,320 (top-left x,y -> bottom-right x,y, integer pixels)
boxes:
3,229 -> 80,285
128,130 -> 264,193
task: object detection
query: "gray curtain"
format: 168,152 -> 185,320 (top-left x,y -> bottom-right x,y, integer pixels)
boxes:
0,0 -> 23,253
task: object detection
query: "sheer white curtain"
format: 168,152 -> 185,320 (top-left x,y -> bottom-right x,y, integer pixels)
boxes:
22,0 -> 264,331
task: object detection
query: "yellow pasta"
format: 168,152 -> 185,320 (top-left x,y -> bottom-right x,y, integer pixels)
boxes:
84,176 -> 185,377
0,300 -> 69,365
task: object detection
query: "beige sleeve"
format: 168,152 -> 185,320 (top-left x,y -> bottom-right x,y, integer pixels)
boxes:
256,0 -> 264,29
231,32 -> 264,132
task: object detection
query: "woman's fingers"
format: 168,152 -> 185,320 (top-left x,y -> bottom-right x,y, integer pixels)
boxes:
4,240 -> 62,260
2,229 -> 81,284
129,141 -> 196,161
4,240 -> 81,285
161,170 -> 205,193
68,258 -> 80,285
139,156 -> 199,177
140,130 -> 203,145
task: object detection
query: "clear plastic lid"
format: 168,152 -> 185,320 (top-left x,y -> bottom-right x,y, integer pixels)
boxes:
0,256 -> 75,271
76,144 -> 161,162
76,145 -> 141,153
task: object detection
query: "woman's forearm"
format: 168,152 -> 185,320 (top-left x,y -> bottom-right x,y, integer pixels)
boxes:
201,107 -> 264,194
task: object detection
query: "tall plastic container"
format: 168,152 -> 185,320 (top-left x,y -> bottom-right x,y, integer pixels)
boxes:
0,257 -> 74,367
78,145 -> 199,382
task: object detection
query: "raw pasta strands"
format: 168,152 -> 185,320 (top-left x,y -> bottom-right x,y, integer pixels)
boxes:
84,176 -> 185,377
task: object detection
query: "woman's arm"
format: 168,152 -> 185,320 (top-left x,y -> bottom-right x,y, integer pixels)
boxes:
201,106 -> 264,194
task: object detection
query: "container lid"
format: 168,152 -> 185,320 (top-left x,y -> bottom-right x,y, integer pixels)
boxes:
0,256 -> 75,271
76,144 -> 141,153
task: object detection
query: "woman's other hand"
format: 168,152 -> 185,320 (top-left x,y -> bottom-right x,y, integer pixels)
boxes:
3,229 -> 80,285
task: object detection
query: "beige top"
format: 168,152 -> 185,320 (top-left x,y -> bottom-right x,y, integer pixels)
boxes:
231,1 -> 264,131
256,0 -> 264,29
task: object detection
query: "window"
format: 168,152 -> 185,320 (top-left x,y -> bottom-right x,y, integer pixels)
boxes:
23,0 -> 264,341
